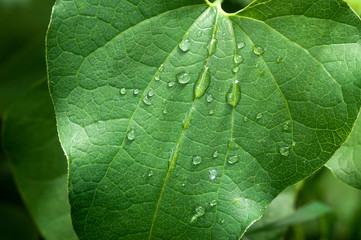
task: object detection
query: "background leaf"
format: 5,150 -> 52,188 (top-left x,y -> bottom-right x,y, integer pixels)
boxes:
2,81 -> 77,240
47,0 -> 361,239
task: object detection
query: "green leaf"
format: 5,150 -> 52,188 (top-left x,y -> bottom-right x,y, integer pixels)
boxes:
327,112 -> 361,189
46,0 -> 361,239
2,82 -> 77,240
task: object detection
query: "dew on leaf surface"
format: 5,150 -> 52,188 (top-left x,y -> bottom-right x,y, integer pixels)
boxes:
127,127 -> 136,141
155,75 -> 160,81
209,109 -> 214,115
226,80 -> 241,107
194,65 -> 211,99
256,113 -> 263,119
234,54 -> 244,64
206,94 -> 214,103
179,37 -> 191,52
280,146 -> 290,156
148,169 -> 154,177
177,72 -> 191,84
120,88 -> 126,95
148,89 -> 155,97
168,81 -> 175,88
237,42 -> 245,49
232,66 -> 240,73
192,156 -> 202,165
276,56 -> 283,63
253,45 -> 265,55
228,155 -> 239,164
213,151 -> 218,158
133,88 -> 139,95
209,169 -> 218,181
210,199 -> 217,206
143,96 -> 152,105
162,109 -> 168,115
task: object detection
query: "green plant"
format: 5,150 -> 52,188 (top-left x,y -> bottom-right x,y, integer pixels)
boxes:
1,0 -> 361,239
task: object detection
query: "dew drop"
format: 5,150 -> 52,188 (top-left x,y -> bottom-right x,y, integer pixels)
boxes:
192,156 -> 202,165
283,121 -> 291,131
155,75 -> 160,81
168,81 -> 175,88
226,80 -> 241,107
159,64 -> 164,72
168,143 -> 180,170
253,45 -> 265,55
259,71 -> 265,77
244,116 -> 249,122
234,54 -> 244,64
182,180 -> 187,187
143,96 -> 152,106
120,88 -> 126,95
133,88 -> 139,95
197,30 -> 203,37
195,206 -> 205,217
232,66 -> 240,73
213,151 -> 218,158
208,38 -> 217,56
228,155 -> 239,165
182,107 -> 194,130
127,127 -> 136,141
210,199 -> 217,206
237,42 -> 245,49
206,94 -> 214,103
276,56 -> 283,63
177,72 -> 191,84
162,109 -> 168,115
220,219 -> 225,224
194,65 -> 211,99
256,113 -> 263,119
148,89 -> 155,97
209,109 -> 214,115
179,37 -> 191,52
209,169 -> 218,181
148,169 -> 154,177
280,146 -> 290,156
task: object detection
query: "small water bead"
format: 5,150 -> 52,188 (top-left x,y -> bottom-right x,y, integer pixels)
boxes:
213,151 -> 218,158
179,37 -> 191,52
256,113 -> 263,119
253,45 -> 265,56
195,206 -> 205,217
148,89 -> 155,97
209,169 -> 218,181
237,42 -> 245,49
208,38 -> 217,55
148,169 -> 154,177
133,88 -> 139,95
120,88 -> 126,95
127,127 -> 136,141
209,109 -> 214,115
232,66 -> 240,73
228,155 -> 239,164
182,107 -> 194,130
220,219 -> 225,224
206,94 -> 214,103
244,116 -> 249,122
155,75 -> 160,81
159,64 -> 164,72
197,30 -> 203,37
177,72 -> 191,84
283,121 -> 291,131
210,199 -> 217,206
143,96 -> 152,105
162,109 -> 168,115
280,146 -> 290,156
192,156 -> 202,165
276,56 -> 283,63
182,180 -> 187,187
234,54 -> 244,64
168,81 -> 175,88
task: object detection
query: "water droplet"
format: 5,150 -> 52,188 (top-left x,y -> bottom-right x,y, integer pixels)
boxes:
192,156 -> 202,165
197,30 -> 203,37
133,89 -> 139,95
209,109 -> 214,115
177,72 -> 191,84
148,89 -> 155,97
220,219 -> 225,224
179,37 -> 191,52
182,180 -> 187,187
194,65 -> 211,99
226,80 -> 241,107
234,54 -> 244,64
256,113 -> 263,119
159,64 -> 164,72
182,107 -> 194,130
244,116 -> 249,122
127,127 -> 136,141
253,45 -> 265,55
280,146 -> 290,156
168,143 -> 180,170
232,66 -> 240,73
276,56 -> 283,63
208,38 -> 217,55
209,169 -> 218,181
148,169 -> 154,177
283,121 -> 291,131
168,81 -> 175,88
195,206 -> 205,217
143,96 -> 152,105
213,151 -> 218,158
228,155 -> 239,165
163,109 -> 168,115
210,199 -> 217,206
206,94 -> 214,103
259,71 -> 265,77
162,99 -> 166,104
120,88 -> 126,95
155,75 -> 160,81
222,32 -> 226,36
237,42 -> 245,49
292,142 -> 296,147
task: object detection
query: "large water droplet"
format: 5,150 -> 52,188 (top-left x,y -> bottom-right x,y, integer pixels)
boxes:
280,146 -> 290,156
148,89 -> 155,97
213,151 -> 218,158
228,155 -> 239,164
209,169 -> 218,181
120,88 -> 126,95
143,96 -> 152,105
179,37 -> 191,52
232,66 -> 240,73
177,72 -> 191,84
206,94 -> 214,103
234,54 -> 244,64
237,42 -> 245,49
194,65 -> 211,99
253,45 -> 265,55
168,81 -> 175,88
210,199 -> 217,206
192,156 -> 202,165
226,80 -> 241,107
133,89 -> 139,95
127,127 -> 136,141
209,109 -> 214,115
